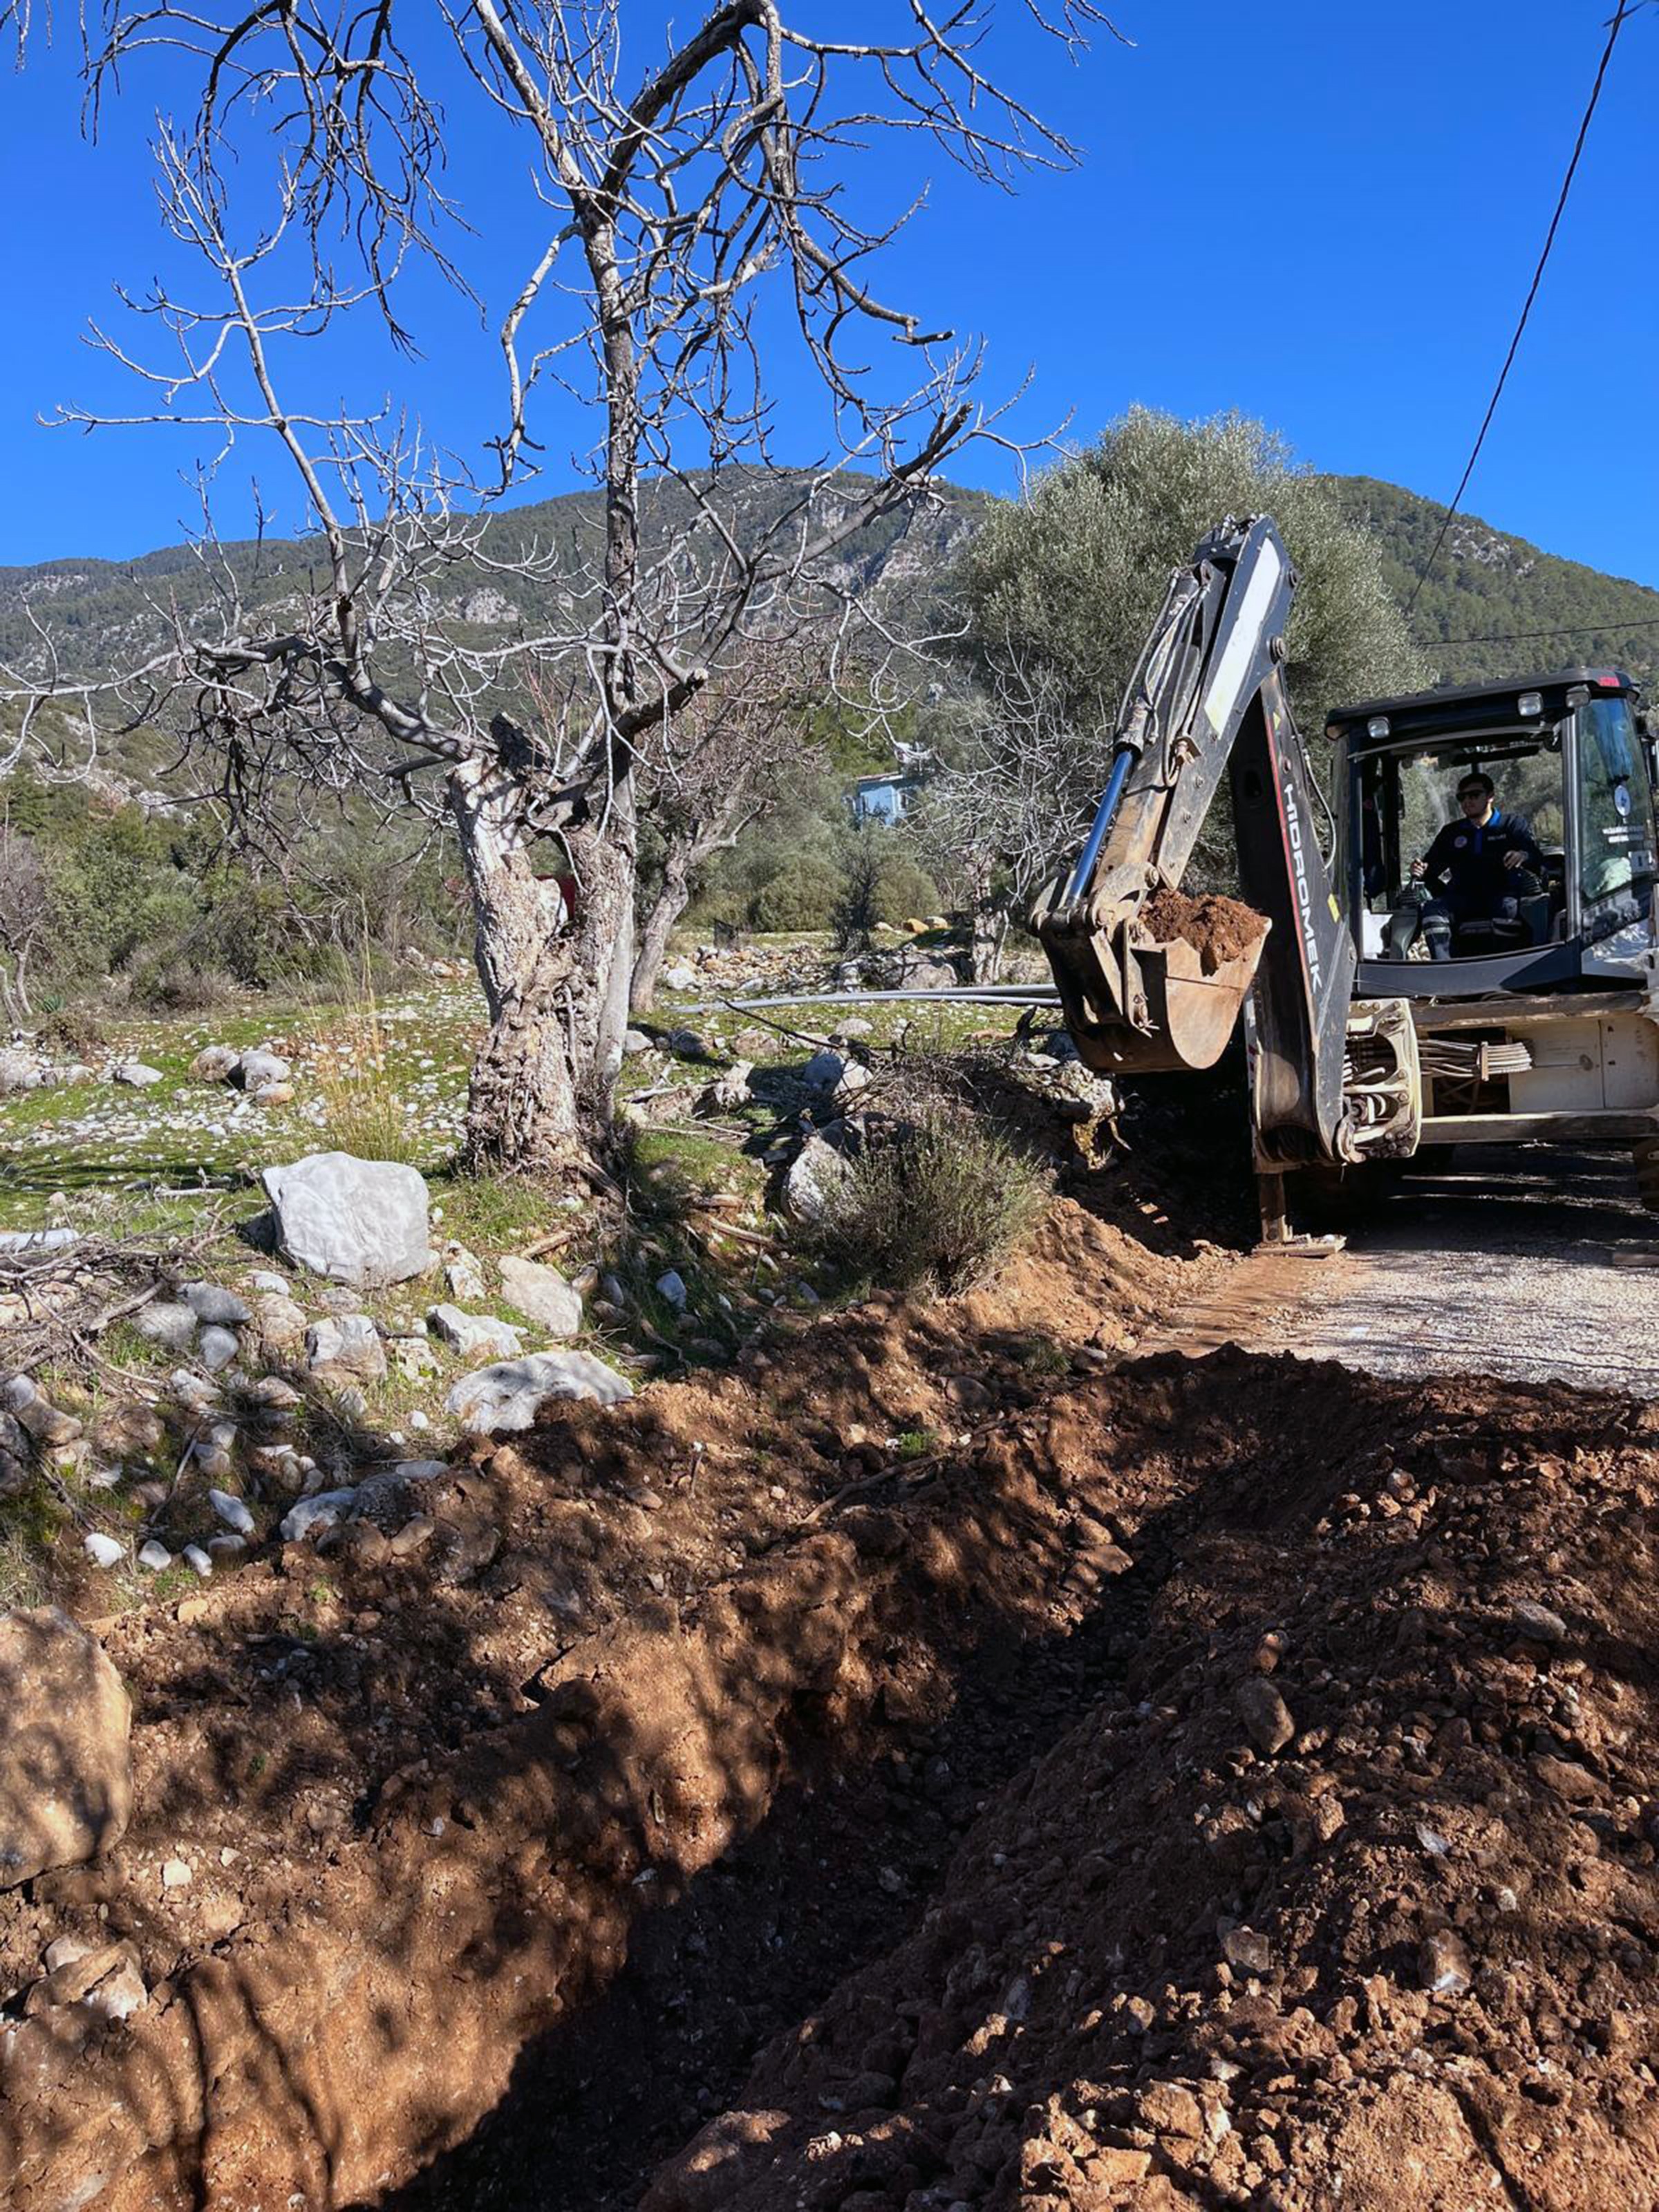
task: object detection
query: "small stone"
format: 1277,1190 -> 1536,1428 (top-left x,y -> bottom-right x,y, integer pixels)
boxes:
409,1410 -> 431,1432
427,1305 -> 523,1360
443,1243 -> 487,1301
206,1489 -> 254,1537
182,1282 -> 252,1327
182,1546 -> 213,1579
1220,1924 -> 1273,1975
189,1046 -> 241,1083
622,1028 -> 653,1055
655,1268 -> 688,1311
238,1048 -> 291,1089
207,1535 -> 246,1559
83,1533 -> 125,1569
132,1302 -> 198,1352
112,1062 -> 163,1087
160,1858 -> 191,1890
1138,2083 -> 1205,2140
247,1270 -> 292,1297
279,1490 -> 357,1543
0,1610 -> 132,1890
250,1376 -> 302,1409
389,1516 -> 435,1557
497,1255 -> 584,1338
1235,1676 -> 1295,1756
1510,1600 -> 1568,1646
250,1081 -> 294,1107
1420,1928 -> 1472,1996
305,1313 -> 388,1383
137,1541 -> 173,1573
197,1327 -> 241,1373
43,1934 -> 93,1974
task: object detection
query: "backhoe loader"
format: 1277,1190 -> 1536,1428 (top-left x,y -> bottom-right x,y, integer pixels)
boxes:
1034,516 -> 1659,1237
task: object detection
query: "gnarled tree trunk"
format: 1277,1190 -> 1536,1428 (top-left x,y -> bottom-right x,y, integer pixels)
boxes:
450,762 -> 636,1180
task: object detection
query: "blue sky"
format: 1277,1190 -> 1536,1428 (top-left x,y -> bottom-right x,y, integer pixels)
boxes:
0,1 -> 1653,582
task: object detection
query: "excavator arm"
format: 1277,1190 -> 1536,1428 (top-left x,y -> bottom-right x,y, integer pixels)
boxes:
1033,516 -> 1362,1169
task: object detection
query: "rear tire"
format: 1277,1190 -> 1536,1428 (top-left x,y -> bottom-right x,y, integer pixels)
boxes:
1632,1137 -> 1659,1213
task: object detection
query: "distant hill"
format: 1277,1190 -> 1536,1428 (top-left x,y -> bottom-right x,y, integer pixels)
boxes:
2,467 -> 1654,809
1326,475 -> 1659,692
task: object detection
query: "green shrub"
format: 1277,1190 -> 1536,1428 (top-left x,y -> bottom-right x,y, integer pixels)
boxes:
875,852 -> 941,925
804,1098 -> 1051,1294
749,854 -> 843,932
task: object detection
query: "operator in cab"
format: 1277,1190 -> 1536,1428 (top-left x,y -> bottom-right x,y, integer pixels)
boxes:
1387,771 -> 1544,961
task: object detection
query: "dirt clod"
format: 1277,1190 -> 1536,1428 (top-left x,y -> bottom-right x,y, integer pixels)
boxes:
1139,885 -> 1269,970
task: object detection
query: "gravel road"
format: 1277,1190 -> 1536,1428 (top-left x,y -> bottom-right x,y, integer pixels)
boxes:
1232,1145 -> 1659,1394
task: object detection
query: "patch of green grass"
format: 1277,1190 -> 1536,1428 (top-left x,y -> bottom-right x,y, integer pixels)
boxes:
895,1429 -> 935,1461
432,1168 -> 568,1255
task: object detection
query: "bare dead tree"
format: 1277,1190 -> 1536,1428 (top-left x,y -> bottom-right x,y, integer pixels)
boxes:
628,636 -> 825,1011
0,819 -> 53,1024
910,656 -> 1107,982
0,0 -> 1125,1183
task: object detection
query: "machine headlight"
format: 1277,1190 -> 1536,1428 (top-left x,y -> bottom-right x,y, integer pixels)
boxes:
1367,715 -> 1390,740
1517,691 -> 1543,718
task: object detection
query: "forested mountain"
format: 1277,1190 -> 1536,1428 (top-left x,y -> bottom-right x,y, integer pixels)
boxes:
1,467 -> 1653,808
1327,475 -> 1659,691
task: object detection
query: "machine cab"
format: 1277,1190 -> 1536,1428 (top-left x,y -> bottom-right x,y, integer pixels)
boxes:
1328,669 -> 1659,1001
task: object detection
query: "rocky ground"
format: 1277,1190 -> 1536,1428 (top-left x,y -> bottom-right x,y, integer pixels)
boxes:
6,944 -> 1658,2212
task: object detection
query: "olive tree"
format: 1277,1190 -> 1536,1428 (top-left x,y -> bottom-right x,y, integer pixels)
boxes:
0,0 -> 1125,1183
928,408 -> 1434,976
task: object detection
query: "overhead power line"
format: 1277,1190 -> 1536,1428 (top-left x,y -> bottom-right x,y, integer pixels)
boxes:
1436,612 -> 1659,648
1407,1 -> 1633,618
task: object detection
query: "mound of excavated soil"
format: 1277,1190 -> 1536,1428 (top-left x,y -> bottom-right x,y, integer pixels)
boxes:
644,1349 -> 1659,2212
1138,889 -> 1268,973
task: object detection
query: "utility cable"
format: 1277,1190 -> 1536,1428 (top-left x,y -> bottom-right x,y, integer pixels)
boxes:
1434,611 -> 1659,648
1407,1 -> 1633,617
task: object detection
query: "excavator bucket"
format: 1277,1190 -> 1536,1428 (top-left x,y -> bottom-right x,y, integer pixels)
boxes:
1043,896 -> 1272,1077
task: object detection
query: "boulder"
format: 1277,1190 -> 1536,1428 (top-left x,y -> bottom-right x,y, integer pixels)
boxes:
0,1607 -> 132,1889
250,1081 -> 295,1107
784,1134 -> 854,1224
428,1304 -> 524,1360
497,1255 -> 583,1338
247,1268 -> 293,1296
622,1028 -> 654,1056
446,1350 -> 633,1434
261,1152 -> 431,1287
189,1045 -> 241,1085
304,1313 -> 388,1383
111,1062 -> 163,1087
662,962 -> 697,992
132,1301 -> 198,1353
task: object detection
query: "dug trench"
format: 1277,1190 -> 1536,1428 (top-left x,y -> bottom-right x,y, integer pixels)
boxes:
12,1128 -> 1659,2212
0,1123 -> 1248,2212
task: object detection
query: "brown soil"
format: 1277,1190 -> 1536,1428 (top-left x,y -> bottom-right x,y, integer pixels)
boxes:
639,1352 -> 1659,2212
0,1141 -> 1239,2211
1138,889 -> 1269,972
